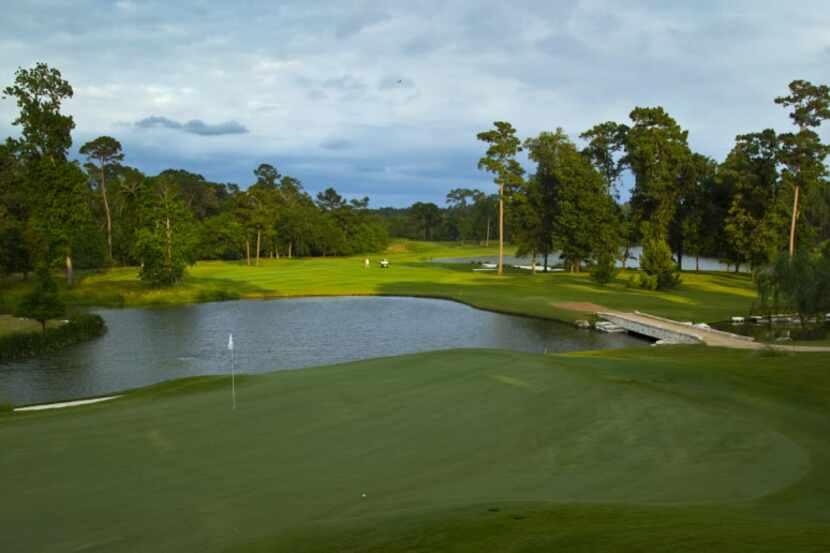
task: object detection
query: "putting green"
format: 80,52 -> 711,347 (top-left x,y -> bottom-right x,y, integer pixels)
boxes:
3,347 -> 829,552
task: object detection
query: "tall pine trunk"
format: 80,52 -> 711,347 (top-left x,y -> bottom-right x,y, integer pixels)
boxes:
65,252 -> 73,286
165,216 -> 172,269
498,184 -> 504,275
788,184 -> 800,256
100,164 -> 113,263
256,230 -> 261,267
245,240 -> 251,266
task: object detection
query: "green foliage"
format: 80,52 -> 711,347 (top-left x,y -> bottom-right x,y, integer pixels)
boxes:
638,235 -> 681,290
579,121 -> 630,195
0,313 -> 105,362
625,107 -> 691,240
755,245 -> 830,321
477,122 -> 525,192
590,252 -> 619,285
134,176 -> 197,286
627,272 -> 658,290
14,265 -> 65,331
2,62 -> 74,161
520,129 -> 621,272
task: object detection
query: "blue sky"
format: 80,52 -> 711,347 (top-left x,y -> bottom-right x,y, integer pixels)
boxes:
2,0 -> 829,206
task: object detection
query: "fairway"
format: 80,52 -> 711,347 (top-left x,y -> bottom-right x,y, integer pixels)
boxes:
3,347 -> 829,552
1,241 -> 759,324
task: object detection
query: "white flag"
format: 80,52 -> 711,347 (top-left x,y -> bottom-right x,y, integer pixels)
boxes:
228,334 -> 234,351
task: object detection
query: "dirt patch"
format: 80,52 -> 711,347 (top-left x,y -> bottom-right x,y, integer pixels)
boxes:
553,302 -> 607,313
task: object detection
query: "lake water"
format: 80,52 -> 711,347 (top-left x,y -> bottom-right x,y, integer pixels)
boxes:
433,247 -> 748,273
0,296 -> 646,406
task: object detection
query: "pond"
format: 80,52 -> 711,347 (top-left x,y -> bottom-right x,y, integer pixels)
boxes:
433,246 -> 748,273
0,296 -> 647,406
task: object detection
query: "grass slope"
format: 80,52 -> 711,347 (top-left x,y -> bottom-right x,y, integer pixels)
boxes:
3,347 -> 829,552
1,241 -> 756,323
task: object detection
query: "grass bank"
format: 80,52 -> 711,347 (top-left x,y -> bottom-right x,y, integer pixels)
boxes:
0,241 -> 757,323
3,347 -> 829,552
0,313 -> 106,362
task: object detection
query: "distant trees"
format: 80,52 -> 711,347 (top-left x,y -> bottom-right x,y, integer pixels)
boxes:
4,61 -> 830,303
409,202 -> 442,241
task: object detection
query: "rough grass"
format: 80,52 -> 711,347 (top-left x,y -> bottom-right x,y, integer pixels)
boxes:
2,347 -> 829,552
0,241 -> 757,323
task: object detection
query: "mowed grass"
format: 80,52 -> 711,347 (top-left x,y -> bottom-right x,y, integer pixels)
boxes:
1,241 -> 757,323
2,347 -> 829,552
0,314 -> 65,336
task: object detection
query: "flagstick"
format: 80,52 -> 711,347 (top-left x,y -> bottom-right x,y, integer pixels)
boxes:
228,333 -> 236,411
231,346 -> 236,410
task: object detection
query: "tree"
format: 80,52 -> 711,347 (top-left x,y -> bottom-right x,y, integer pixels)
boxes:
316,187 -> 346,211
637,227 -> 681,289
580,121 -> 630,196
80,136 -> 124,262
522,130 -> 567,270
14,264 -> 65,333
721,130 -> 787,270
477,121 -> 525,275
0,143 -> 32,276
134,176 -> 197,286
409,202 -> 442,241
2,63 -> 74,162
445,188 -> 478,243
547,135 -> 620,272
669,153 -> 718,270
755,245 -> 830,323
28,158 -> 101,285
774,80 -> 830,256
625,107 -> 691,243
2,63 -> 99,284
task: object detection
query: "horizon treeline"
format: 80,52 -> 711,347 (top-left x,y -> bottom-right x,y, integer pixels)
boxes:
0,63 -> 390,285
401,82 -> 830,283
2,62 -> 830,288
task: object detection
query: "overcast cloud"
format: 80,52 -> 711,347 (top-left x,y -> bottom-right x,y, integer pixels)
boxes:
2,0 -> 829,206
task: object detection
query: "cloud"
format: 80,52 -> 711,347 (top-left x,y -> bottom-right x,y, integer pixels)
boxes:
4,0 -> 830,206
134,116 -> 249,136
320,138 -> 352,150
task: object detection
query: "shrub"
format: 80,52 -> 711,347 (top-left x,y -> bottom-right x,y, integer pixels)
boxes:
0,314 -> 107,363
627,272 -> 658,290
590,252 -> 619,285
639,237 -> 681,290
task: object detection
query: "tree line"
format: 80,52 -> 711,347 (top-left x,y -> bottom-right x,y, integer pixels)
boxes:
470,81 -> 830,293
0,63 -> 389,286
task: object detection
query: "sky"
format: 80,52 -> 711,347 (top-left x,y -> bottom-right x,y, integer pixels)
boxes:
2,0 -> 829,207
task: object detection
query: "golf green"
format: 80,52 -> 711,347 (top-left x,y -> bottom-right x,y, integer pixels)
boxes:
3,346 -> 829,552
